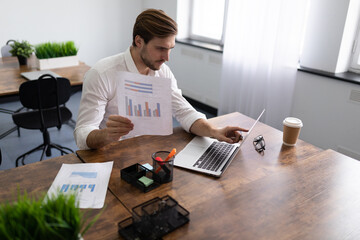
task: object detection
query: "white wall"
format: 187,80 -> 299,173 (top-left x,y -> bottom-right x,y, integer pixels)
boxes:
168,45 -> 222,108
142,0 -> 177,20
292,72 -> 360,160
0,0 -> 142,66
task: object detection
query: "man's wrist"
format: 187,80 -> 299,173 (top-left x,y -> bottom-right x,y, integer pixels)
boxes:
86,129 -> 109,149
208,126 -> 219,139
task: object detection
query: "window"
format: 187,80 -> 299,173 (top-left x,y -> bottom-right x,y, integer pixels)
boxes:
189,0 -> 228,46
299,1 -> 360,75
349,22 -> 360,73
176,0 -> 228,51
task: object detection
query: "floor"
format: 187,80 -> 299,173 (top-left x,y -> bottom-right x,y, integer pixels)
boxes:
0,91 -> 215,170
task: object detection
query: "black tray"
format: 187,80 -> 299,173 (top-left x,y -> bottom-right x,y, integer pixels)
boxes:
118,195 -> 190,240
121,163 -> 161,192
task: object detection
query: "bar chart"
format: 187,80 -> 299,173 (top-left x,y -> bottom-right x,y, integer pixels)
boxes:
124,79 -> 162,118
125,96 -> 161,117
117,71 -> 173,136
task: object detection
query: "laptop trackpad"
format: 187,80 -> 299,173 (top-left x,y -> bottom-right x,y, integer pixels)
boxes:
174,137 -> 214,166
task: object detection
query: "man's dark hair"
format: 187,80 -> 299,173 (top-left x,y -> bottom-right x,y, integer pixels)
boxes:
132,9 -> 178,47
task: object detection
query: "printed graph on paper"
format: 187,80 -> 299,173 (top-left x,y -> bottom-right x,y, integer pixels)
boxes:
117,71 -> 173,136
124,80 -> 162,117
46,162 -> 113,209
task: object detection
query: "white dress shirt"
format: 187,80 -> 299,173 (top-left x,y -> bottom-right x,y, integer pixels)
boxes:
74,47 -> 206,150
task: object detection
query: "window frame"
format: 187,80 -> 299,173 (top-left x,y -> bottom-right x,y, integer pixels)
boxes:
188,0 -> 229,47
349,20 -> 360,73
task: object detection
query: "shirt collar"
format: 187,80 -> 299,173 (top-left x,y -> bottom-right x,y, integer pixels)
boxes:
124,47 -> 139,74
124,47 -> 159,77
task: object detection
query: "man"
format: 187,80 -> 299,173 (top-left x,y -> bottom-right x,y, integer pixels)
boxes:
74,9 -> 247,150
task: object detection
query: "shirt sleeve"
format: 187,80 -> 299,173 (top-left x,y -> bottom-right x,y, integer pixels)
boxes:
168,70 -> 206,132
74,69 -> 109,150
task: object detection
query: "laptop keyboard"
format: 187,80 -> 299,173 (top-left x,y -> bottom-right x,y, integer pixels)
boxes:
193,141 -> 236,172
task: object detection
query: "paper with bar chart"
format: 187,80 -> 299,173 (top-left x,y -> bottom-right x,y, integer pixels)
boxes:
117,71 -> 173,137
46,162 -> 113,209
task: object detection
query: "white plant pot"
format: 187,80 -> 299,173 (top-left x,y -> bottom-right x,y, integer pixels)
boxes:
36,55 -> 79,70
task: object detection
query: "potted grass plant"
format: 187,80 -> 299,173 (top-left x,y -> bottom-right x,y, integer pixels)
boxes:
9,40 -> 34,65
0,191 -> 101,240
35,41 -> 79,70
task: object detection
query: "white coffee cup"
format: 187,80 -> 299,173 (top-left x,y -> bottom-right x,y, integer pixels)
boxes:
283,117 -> 303,146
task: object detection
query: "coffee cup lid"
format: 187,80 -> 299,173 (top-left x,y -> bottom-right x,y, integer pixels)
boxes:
283,117 -> 303,128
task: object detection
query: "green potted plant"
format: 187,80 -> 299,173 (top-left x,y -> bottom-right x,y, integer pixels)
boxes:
9,40 -> 34,65
35,41 -> 79,70
0,191 -> 101,240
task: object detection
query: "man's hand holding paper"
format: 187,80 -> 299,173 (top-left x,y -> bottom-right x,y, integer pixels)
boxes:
106,115 -> 134,141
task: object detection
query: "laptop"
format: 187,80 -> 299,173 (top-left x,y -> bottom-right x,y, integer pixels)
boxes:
174,109 -> 265,177
21,70 -> 61,81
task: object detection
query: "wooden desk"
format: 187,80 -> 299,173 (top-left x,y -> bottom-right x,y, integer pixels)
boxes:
0,56 -> 90,97
76,112 -> 360,239
0,154 -> 131,240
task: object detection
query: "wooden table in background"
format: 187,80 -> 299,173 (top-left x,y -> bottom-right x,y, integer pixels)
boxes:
0,154 -> 131,240
0,56 -> 90,97
76,112 -> 360,239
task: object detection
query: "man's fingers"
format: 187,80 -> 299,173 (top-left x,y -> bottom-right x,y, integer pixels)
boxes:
106,115 -> 134,141
233,131 -> 243,142
107,115 -> 133,128
217,131 -> 237,143
107,126 -> 133,141
107,120 -> 133,128
108,126 -> 132,134
219,126 -> 247,143
228,126 -> 249,133
108,115 -> 132,124
223,137 -> 236,144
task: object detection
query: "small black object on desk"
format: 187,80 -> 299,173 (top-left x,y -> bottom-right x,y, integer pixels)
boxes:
118,195 -> 190,240
253,135 -> 266,153
121,164 -> 161,193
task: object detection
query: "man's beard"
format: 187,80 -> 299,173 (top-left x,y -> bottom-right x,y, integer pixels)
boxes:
141,55 -> 158,71
140,49 -> 162,71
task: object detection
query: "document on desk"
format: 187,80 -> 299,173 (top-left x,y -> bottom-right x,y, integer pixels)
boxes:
116,71 -> 173,137
46,161 -> 113,209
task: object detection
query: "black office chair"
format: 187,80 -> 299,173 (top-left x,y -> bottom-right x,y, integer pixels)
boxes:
12,74 -> 74,167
